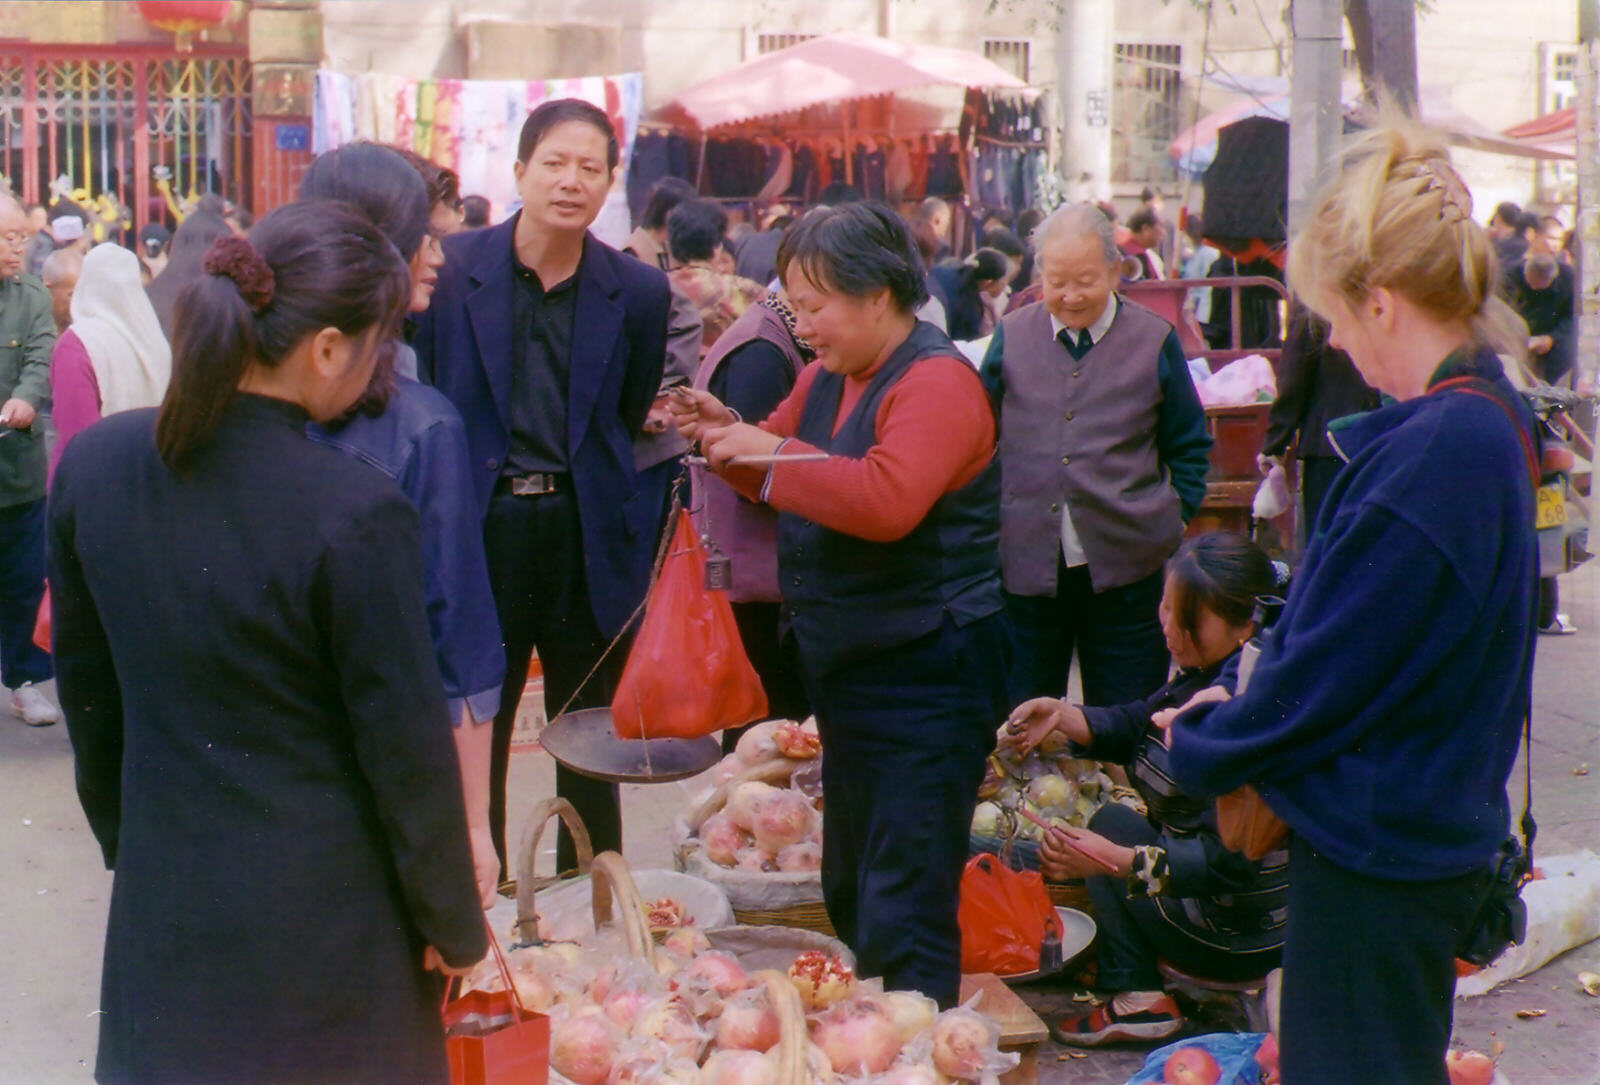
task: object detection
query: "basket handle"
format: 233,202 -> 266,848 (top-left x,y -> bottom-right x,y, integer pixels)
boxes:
515,797 -> 595,944
684,756 -> 798,833
589,851 -> 658,968
756,969 -> 806,1085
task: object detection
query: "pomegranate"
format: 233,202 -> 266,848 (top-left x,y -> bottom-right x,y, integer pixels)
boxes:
715,986 -> 782,1052
1445,1049 -> 1496,1085
646,897 -> 693,932
734,721 -> 783,767
811,998 -> 903,1075
1162,1045 -> 1222,1085
701,1049 -> 779,1085
929,1009 -> 994,1081
551,1006 -> 622,1085
661,928 -> 711,960
777,841 -> 822,873
774,720 -> 821,759
634,999 -> 706,1062
700,814 -> 748,868
751,789 -> 815,854
874,1065 -> 942,1085
726,781 -> 779,831
880,991 -> 937,1045
787,950 -> 856,1010
1254,1034 -> 1279,1084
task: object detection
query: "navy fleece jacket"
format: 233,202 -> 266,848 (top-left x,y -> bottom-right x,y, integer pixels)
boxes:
1168,349 -> 1538,881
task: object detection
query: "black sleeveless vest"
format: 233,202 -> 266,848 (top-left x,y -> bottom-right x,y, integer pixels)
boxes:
777,321 -> 1003,676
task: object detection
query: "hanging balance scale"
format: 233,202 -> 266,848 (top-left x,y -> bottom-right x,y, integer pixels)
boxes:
541,451 -> 828,782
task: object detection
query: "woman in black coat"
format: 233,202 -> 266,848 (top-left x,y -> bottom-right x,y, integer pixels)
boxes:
48,201 -> 487,1084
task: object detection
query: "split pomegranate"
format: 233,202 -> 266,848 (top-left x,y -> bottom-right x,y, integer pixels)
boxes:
811,997 -> 902,1075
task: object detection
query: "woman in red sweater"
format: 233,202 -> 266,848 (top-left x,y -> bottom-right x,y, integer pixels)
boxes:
672,202 -> 1007,1007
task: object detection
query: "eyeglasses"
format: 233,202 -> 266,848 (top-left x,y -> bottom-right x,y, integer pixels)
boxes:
0,232 -> 27,249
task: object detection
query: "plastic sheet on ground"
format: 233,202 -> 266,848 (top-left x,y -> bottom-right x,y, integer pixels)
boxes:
1457,850 -> 1600,997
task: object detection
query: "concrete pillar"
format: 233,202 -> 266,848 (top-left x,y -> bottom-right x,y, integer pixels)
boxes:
1577,0 -> 1599,387
1056,0 -> 1114,201
1287,0 -> 1344,238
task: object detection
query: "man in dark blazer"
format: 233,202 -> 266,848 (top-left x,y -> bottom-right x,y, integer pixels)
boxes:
414,99 -> 670,881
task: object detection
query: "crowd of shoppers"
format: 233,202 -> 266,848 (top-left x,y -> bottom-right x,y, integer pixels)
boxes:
0,98 -> 1569,1085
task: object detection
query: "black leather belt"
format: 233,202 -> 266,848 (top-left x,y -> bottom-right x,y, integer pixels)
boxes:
496,472 -> 565,496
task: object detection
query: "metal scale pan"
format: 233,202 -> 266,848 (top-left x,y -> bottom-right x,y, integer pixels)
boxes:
539,707 -> 723,784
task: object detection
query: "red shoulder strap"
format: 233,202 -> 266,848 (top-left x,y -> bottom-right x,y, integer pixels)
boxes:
1432,376 -> 1540,489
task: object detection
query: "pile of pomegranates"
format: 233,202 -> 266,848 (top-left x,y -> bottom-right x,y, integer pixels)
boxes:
465,923 -> 1016,1085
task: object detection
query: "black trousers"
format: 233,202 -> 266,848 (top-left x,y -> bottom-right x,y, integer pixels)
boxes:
483,489 -> 627,876
721,601 -> 811,754
1003,562 -> 1170,707
1084,804 -> 1281,992
1298,456 -> 1342,537
803,613 -> 1010,1008
1280,836 -> 1485,1085
0,498 -> 51,689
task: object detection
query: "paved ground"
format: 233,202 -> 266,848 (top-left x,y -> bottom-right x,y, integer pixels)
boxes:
2,565 -> 1596,1083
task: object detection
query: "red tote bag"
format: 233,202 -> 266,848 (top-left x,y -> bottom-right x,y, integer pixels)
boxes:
443,924 -> 550,1085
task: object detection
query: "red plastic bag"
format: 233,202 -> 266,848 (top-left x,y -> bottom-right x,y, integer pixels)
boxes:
958,853 -> 1058,975
611,510 -> 767,740
33,583 -> 49,653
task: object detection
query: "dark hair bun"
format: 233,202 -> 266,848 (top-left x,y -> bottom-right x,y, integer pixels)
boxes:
203,237 -> 275,314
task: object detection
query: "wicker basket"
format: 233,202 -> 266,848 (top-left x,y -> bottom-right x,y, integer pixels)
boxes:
675,758 -> 835,936
729,901 -> 836,936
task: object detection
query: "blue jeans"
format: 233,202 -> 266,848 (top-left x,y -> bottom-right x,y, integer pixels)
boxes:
1003,562 -> 1170,707
0,498 -> 50,688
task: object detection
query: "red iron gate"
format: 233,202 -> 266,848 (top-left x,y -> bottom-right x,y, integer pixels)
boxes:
0,45 -> 251,236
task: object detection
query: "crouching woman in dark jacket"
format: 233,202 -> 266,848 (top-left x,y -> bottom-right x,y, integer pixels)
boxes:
1004,533 -> 1286,1047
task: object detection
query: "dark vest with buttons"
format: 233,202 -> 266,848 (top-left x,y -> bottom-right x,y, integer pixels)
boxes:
777,320 -> 1003,677
996,298 -> 1184,595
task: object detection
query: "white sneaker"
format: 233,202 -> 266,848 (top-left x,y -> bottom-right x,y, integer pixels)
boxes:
10,682 -> 59,726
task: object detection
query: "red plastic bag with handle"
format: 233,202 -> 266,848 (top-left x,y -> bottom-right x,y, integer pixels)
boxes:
958,853 -> 1059,975
611,510 -> 767,739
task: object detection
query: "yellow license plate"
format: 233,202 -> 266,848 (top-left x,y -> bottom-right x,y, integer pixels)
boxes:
1536,485 -> 1567,530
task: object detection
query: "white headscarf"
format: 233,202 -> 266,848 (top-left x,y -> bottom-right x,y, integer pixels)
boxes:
69,243 -> 172,418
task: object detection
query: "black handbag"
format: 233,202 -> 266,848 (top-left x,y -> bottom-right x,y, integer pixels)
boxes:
1456,715 -> 1535,968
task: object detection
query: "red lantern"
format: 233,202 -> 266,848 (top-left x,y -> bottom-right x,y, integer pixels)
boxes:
136,1 -> 235,51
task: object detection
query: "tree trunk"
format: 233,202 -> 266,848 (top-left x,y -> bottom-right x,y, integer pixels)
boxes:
1344,0 -> 1419,113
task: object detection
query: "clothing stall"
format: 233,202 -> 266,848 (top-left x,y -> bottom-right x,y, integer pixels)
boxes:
648,32 -> 1032,234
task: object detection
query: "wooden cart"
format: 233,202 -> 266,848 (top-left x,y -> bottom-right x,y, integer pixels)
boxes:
1123,276 -> 1295,550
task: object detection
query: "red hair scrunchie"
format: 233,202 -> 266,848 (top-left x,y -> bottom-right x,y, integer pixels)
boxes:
203,236 -> 276,313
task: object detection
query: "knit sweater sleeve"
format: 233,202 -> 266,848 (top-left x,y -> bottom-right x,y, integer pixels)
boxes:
761,357 -> 995,542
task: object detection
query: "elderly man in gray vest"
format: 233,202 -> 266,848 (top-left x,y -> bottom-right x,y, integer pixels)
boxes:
980,203 -> 1211,707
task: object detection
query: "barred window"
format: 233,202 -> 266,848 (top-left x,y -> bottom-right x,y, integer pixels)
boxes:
757,33 -> 817,54
1112,42 -> 1182,184
983,39 -> 1031,83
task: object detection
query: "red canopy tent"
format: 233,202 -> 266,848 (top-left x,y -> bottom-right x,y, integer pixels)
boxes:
1505,106 -> 1576,142
670,31 -> 1026,131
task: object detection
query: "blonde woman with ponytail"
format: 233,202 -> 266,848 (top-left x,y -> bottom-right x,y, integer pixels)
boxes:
1164,118 -> 1540,1084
